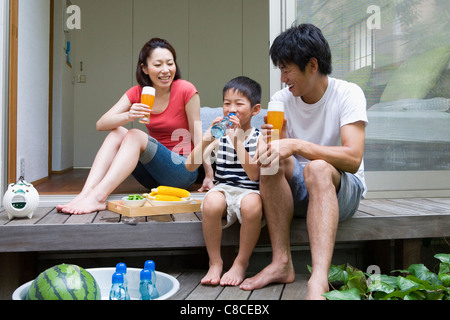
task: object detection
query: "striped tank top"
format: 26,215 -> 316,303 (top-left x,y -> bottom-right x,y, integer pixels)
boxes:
214,127 -> 260,190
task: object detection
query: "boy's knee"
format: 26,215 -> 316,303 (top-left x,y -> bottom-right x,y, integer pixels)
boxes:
203,192 -> 226,217
240,194 -> 262,220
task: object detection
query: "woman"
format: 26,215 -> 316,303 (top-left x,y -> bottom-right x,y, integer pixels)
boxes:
57,38 -> 214,215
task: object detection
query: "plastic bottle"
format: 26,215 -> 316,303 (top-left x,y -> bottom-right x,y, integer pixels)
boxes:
139,269 -> 154,300
109,272 -> 129,300
115,262 -> 130,300
144,260 -> 159,299
211,113 -> 236,139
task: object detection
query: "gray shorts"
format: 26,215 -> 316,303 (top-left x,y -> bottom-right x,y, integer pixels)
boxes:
289,159 -> 364,222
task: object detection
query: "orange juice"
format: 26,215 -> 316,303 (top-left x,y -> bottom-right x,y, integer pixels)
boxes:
139,87 -> 155,124
267,101 -> 284,141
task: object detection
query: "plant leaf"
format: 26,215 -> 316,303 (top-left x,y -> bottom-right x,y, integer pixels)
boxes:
346,269 -> 368,294
322,288 -> 361,300
407,264 -> 440,285
397,276 -> 423,291
328,264 -> 348,283
368,280 -> 395,294
434,253 -> 450,264
438,272 -> 450,287
369,274 -> 398,288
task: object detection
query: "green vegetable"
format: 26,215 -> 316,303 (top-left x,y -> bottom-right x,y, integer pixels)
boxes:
127,194 -> 143,200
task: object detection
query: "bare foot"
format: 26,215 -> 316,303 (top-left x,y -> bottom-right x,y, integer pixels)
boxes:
306,275 -> 329,300
201,263 -> 223,286
56,191 -> 90,212
220,262 -> 247,286
60,194 -> 106,215
240,261 -> 295,291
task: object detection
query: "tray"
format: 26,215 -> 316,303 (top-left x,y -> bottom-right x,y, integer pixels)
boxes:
107,199 -> 202,217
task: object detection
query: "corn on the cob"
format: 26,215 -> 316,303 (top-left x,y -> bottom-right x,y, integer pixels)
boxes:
151,186 -> 190,198
153,194 -> 182,202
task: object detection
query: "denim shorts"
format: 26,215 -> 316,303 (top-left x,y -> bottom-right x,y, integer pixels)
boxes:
289,158 -> 364,222
131,135 -> 199,190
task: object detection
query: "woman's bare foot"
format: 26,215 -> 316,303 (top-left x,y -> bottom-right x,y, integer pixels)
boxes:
240,260 -> 295,291
60,194 -> 106,215
220,261 -> 247,286
201,262 -> 223,286
56,188 -> 93,213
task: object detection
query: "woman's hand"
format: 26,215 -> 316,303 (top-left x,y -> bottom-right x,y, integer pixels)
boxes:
128,103 -> 151,122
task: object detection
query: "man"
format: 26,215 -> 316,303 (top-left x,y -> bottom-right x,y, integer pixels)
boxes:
240,24 -> 368,300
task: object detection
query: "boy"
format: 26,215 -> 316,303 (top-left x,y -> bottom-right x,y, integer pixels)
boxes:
185,76 -> 263,286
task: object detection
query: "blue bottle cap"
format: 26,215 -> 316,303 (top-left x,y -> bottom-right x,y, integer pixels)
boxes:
140,269 -> 152,281
144,260 -> 155,271
116,262 -> 127,274
112,272 -> 124,284
229,112 -> 236,117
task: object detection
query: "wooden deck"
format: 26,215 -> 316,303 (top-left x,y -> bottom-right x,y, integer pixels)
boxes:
1,197 -> 449,253
167,270 -> 309,300
1,197 -> 449,300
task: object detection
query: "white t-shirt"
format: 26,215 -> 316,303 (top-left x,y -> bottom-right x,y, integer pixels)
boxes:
271,77 -> 368,196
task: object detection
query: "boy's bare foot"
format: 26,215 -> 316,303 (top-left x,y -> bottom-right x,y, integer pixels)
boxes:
201,263 -> 223,286
220,262 -> 247,286
240,260 -> 295,291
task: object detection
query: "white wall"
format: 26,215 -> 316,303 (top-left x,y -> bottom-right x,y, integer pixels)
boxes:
72,0 -> 269,167
17,0 -> 50,182
0,0 -> 9,201
52,0 -> 75,172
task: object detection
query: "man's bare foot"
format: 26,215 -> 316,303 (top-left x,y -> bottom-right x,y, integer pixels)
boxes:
60,195 -> 106,215
201,263 -> 223,286
240,261 -> 295,291
306,275 -> 329,300
220,262 -> 247,286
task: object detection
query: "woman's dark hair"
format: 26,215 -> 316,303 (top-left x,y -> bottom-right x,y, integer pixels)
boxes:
136,38 -> 182,87
270,23 -> 332,75
223,76 -> 262,108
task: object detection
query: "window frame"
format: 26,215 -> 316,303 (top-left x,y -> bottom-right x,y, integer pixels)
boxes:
269,0 -> 450,198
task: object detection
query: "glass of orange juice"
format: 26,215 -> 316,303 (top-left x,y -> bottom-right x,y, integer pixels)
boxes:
139,86 -> 156,124
267,101 -> 285,141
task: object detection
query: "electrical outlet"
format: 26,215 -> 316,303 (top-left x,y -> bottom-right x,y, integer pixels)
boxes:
19,157 -> 25,178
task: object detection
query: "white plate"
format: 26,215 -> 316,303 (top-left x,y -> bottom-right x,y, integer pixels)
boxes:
147,197 -> 194,206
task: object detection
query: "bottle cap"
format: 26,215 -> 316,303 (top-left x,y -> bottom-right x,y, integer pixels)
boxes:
144,260 -> 156,271
229,112 -> 236,117
142,86 -> 155,96
140,269 -> 152,281
112,272 -> 124,284
116,262 -> 127,274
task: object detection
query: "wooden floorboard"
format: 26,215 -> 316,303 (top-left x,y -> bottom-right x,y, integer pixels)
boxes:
168,270 -> 309,300
34,169 -> 148,195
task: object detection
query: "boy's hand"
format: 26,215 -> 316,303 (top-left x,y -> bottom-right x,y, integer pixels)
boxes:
227,115 -> 243,142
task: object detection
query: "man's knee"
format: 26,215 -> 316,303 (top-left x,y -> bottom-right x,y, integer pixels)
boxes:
303,160 -> 334,187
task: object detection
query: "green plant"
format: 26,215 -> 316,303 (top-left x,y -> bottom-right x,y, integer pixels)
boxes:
320,253 -> 450,300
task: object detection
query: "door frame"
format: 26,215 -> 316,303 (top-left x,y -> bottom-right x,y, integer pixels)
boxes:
7,0 -> 54,185
7,0 -> 18,184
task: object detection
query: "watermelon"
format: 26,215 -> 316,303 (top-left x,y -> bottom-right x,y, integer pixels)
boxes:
26,264 -> 101,300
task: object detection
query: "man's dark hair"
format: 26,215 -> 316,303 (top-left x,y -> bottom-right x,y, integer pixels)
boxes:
270,23 -> 332,75
223,76 -> 262,107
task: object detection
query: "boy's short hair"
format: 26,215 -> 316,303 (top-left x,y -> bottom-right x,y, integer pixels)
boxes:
223,76 -> 262,107
270,23 -> 332,75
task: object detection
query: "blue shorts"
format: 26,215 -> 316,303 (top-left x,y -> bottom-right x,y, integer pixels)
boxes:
131,135 -> 199,190
289,158 -> 364,222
